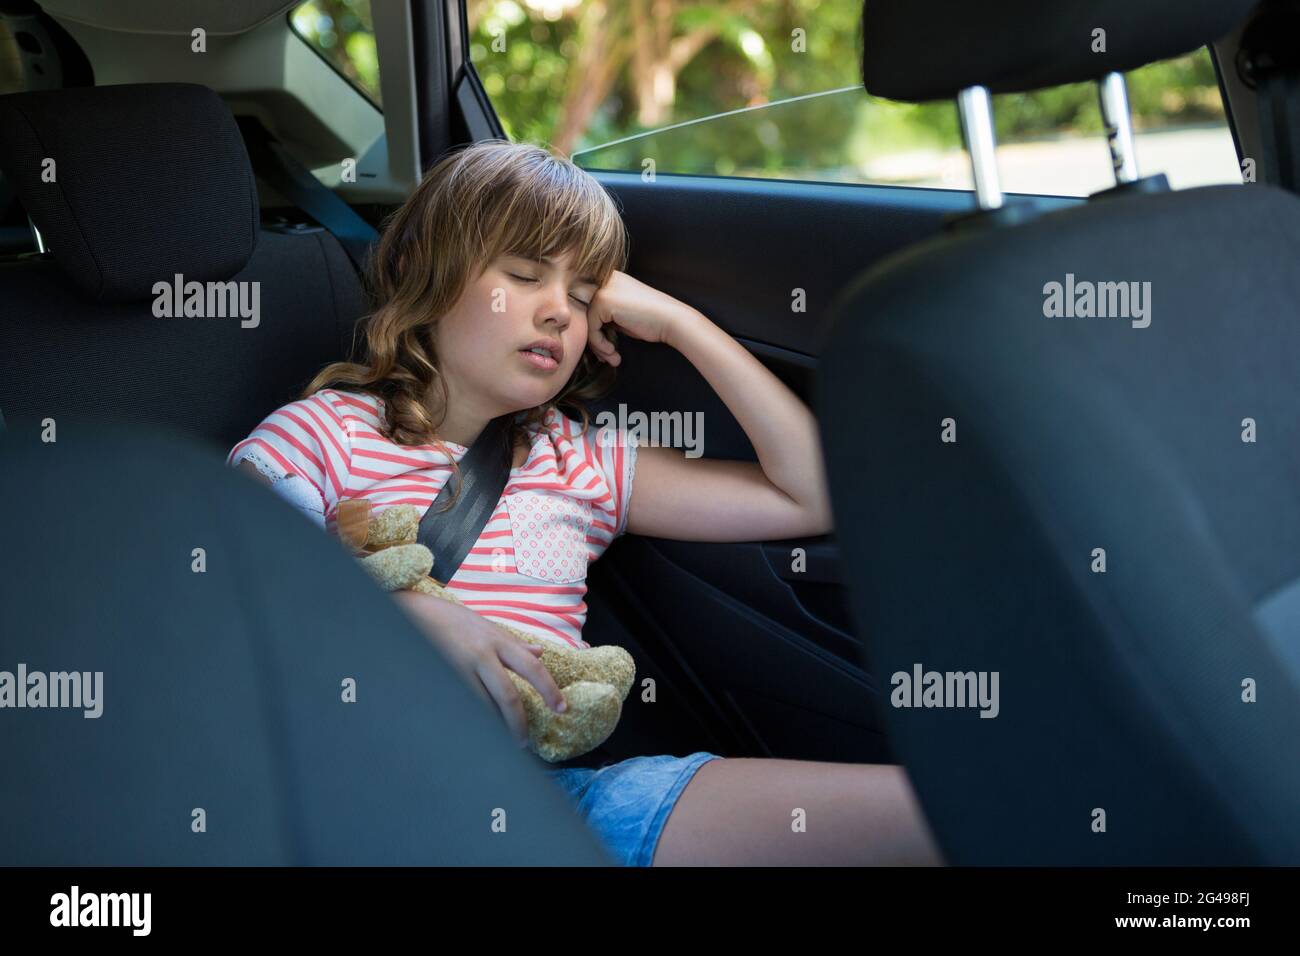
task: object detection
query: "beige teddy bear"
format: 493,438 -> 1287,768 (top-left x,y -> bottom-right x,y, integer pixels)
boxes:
335,499 -> 635,763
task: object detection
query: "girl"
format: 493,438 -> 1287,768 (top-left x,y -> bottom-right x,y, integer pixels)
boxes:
228,140 -> 943,867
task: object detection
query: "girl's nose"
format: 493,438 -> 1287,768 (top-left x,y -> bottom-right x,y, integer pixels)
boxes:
539,285 -> 571,328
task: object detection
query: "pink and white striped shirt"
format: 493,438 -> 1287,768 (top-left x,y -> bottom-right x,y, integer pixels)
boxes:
227,388 -> 638,648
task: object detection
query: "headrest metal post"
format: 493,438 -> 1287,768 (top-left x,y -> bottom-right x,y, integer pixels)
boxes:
1098,72 -> 1140,185
957,85 -> 1003,210
28,218 -> 46,254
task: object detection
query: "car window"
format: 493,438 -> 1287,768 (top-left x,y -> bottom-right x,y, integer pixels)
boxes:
466,0 -> 1241,197
0,21 -> 24,96
289,0 -> 381,109
0,21 -> 28,250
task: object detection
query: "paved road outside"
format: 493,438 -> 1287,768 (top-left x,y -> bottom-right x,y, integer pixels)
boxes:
859,125 -> 1242,197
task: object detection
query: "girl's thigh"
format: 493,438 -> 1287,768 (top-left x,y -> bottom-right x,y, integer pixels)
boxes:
652,757 -> 944,866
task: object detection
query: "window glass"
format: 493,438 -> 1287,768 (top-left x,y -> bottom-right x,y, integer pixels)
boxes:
289,0 -> 381,108
0,22 -> 29,96
467,0 -> 1241,196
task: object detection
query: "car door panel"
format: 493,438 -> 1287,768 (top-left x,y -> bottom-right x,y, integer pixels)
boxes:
588,171 -> 1077,350
574,174 -> 1079,763
588,536 -> 895,765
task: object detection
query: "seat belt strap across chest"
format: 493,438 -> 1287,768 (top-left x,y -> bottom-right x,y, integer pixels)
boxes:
418,414 -> 515,585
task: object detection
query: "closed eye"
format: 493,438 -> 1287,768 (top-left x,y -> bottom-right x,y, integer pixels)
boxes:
508,266 -> 590,305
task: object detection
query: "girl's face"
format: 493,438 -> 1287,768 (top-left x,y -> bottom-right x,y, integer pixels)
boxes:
434,248 -> 599,418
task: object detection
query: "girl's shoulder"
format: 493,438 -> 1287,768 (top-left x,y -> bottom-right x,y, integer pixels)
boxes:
526,405 -> 615,446
253,387 -> 385,440
521,407 -> 621,465
315,387 -> 386,427
517,407 -> 638,537
315,388 -> 446,452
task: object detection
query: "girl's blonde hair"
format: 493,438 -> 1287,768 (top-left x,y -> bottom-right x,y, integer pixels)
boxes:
301,139 -> 629,459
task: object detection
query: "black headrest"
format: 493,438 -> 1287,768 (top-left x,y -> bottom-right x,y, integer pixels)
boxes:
861,0 -> 1261,102
0,83 -> 258,302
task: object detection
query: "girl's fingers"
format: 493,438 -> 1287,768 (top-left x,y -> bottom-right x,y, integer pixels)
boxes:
589,328 -> 614,360
587,306 -> 618,354
588,334 -> 620,365
477,662 -> 530,746
585,301 -> 625,365
498,641 -> 567,714
469,674 -> 495,709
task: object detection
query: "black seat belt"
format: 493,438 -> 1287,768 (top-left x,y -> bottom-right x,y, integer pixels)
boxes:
1258,70 -> 1300,193
1240,2 -> 1300,194
235,115 -> 379,277
418,415 -> 515,585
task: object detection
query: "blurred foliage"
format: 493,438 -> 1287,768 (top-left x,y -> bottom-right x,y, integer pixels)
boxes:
0,23 -> 24,97
467,0 -> 874,153
465,1 -> 1226,156
291,0 -> 1228,182
291,0 -> 381,107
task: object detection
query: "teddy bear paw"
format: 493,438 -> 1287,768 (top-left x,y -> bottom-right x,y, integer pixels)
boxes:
509,675 -> 623,763
358,543 -> 434,591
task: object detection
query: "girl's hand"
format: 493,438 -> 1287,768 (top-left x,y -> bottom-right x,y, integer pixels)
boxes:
391,589 -> 567,748
586,269 -> 701,367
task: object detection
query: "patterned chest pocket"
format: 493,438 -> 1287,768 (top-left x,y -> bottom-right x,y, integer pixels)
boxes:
505,493 -> 592,584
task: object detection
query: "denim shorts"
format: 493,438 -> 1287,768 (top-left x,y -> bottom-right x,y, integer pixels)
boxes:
545,752 -> 723,866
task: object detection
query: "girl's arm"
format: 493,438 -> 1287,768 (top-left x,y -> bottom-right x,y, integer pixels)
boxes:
587,274 -> 834,543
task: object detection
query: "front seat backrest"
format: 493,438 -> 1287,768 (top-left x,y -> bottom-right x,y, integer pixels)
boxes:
818,0 -> 1300,864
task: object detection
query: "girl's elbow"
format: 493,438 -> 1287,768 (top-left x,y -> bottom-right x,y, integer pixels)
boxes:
802,499 -> 835,537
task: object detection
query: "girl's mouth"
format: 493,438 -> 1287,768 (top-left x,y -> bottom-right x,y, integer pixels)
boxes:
519,348 -> 559,371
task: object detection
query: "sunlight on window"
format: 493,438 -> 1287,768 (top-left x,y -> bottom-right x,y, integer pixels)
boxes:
290,0 -> 381,109
469,0 -> 1241,197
